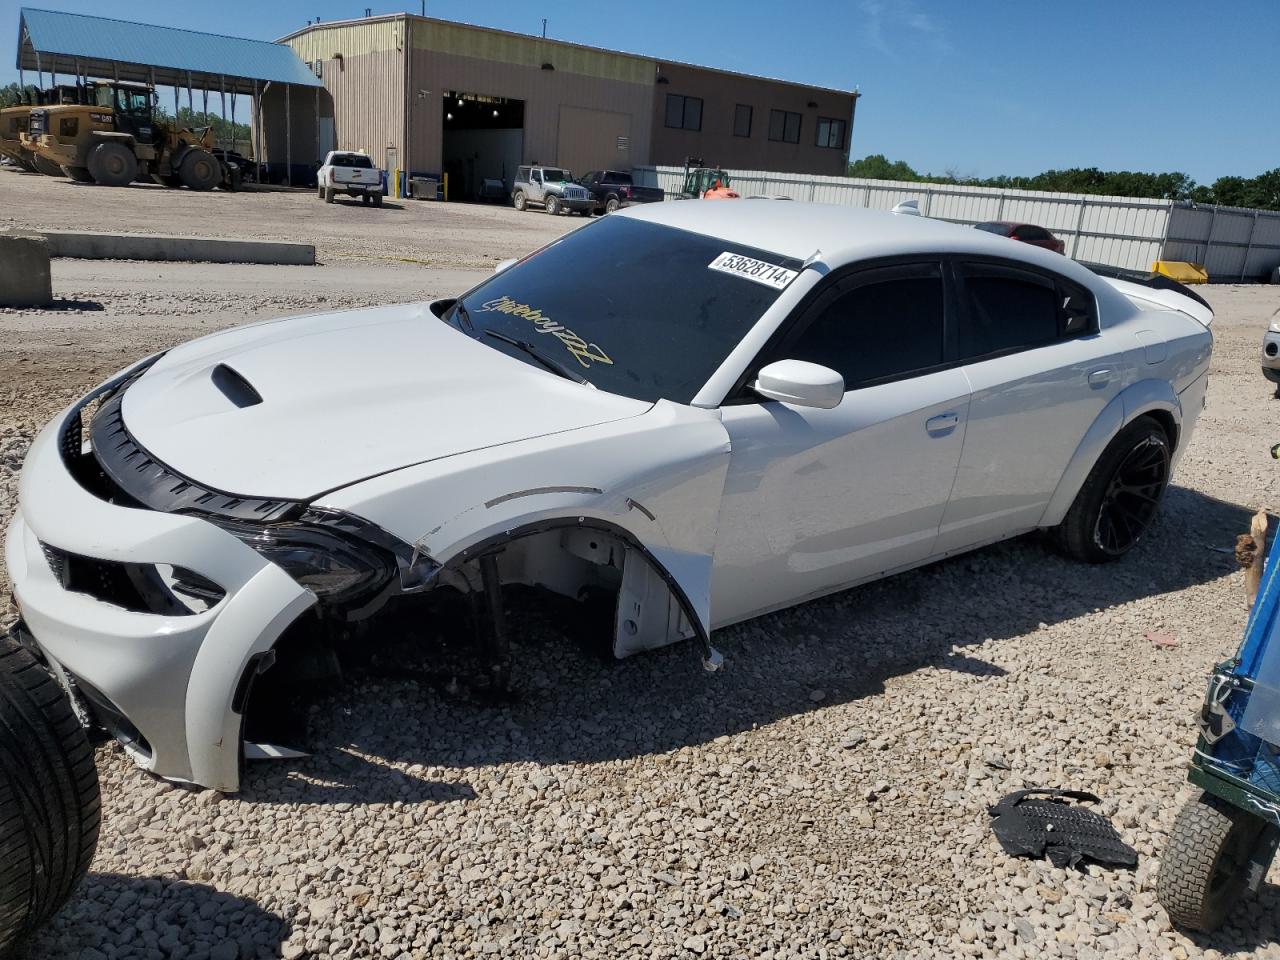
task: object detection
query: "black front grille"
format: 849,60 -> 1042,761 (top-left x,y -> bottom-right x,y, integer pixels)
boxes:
38,543 -> 223,616
88,389 -> 303,523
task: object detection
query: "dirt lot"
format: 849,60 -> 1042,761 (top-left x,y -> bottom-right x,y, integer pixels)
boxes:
3,172 -> 1280,959
1,164 -> 580,267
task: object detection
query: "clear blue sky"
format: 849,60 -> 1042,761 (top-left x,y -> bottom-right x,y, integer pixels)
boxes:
3,0 -> 1276,185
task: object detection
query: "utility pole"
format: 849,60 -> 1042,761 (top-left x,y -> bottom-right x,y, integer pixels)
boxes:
541,18 -> 547,37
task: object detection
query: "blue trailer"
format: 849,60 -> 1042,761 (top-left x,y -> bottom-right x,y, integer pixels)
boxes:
1159,516 -> 1280,929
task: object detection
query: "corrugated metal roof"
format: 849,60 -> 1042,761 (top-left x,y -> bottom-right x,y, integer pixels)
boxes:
17,7 -> 321,88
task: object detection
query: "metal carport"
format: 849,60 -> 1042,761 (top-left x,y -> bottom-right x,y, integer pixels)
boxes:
15,7 -> 323,183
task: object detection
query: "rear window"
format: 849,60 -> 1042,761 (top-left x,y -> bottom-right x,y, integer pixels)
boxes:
448,217 -> 802,404
604,171 -> 632,184
974,222 -> 1012,236
330,154 -> 373,168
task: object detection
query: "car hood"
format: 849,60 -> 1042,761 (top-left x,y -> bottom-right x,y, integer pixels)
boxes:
119,302 -> 650,500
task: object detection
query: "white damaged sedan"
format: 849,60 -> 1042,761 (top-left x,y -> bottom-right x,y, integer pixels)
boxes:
6,202 -> 1212,790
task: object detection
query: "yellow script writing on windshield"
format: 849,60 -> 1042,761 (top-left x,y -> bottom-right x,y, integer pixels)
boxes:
478,296 -> 614,369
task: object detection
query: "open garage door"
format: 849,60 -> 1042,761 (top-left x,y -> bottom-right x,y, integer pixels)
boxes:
557,107 -> 631,177
442,91 -> 525,202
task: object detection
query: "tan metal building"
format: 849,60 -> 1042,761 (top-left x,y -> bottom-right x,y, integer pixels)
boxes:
271,14 -> 858,193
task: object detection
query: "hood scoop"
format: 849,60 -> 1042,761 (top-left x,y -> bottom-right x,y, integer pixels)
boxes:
211,363 -> 262,408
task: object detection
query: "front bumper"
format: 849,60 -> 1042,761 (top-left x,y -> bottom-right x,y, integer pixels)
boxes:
1262,331 -> 1280,382
5,372 -> 315,791
554,195 -> 594,211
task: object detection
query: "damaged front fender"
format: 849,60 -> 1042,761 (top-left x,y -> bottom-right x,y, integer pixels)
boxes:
317,401 -> 732,656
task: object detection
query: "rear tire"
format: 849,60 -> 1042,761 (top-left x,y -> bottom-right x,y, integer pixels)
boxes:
61,166 -> 93,183
324,187 -> 335,204
513,190 -> 526,211
372,193 -> 383,207
1158,792 -> 1267,932
86,142 -> 137,187
605,196 -> 620,214
177,149 -> 219,191
0,634 -> 100,956
1052,417 -> 1171,563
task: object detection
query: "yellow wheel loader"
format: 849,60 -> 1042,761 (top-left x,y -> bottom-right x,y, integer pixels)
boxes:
0,85 -> 81,173
23,81 -> 229,191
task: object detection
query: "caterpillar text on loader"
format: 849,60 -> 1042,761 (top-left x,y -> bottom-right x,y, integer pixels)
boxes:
678,157 -> 740,200
23,81 -> 232,191
0,84 -> 81,174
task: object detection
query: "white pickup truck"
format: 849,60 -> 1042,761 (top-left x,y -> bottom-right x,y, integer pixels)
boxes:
317,150 -> 384,206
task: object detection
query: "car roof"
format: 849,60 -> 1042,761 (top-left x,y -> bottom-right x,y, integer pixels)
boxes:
620,200 -> 1094,284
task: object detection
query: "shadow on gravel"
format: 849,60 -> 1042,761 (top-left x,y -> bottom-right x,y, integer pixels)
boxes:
241,753 -> 478,806
1182,880 -> 1280,951
251,484 -> 1256,783
25,874 -> 290,959
39,299 -> 105,312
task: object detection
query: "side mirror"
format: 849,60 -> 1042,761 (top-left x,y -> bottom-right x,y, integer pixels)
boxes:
751,360 -> 844,409
494,257 -> 518,275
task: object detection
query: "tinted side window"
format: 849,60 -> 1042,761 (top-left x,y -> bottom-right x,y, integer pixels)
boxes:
959,266 -> 1058,359
1060,279 -> 1097,337
775,267 -> 945,388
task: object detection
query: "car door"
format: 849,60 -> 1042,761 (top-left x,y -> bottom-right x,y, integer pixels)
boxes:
935,259 -> 1126,553
529,169 -> 545,203
712,261 -> 971,625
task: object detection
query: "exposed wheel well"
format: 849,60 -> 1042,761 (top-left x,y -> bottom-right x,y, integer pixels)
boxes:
1135,409 -> 1178,452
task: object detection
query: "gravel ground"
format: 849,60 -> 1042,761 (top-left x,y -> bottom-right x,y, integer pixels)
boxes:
2,165 -> 579,266
1,197 -> 1279,958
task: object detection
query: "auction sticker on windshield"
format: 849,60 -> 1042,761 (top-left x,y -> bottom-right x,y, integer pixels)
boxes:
708,252 -> 799,290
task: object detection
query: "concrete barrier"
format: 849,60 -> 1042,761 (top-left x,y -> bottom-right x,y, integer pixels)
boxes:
29,231 -> 315,266
0,232 -> 53,307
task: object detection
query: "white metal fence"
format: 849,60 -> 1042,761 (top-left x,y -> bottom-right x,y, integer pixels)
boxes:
631,165 -> 1280,280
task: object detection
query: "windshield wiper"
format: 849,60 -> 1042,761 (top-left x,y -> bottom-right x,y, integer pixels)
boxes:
452,300 -> 475,333
483,329 -> 589,384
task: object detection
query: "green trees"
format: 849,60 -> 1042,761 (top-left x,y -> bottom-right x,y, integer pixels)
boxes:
0,83 -> 39,108
846,155 -> 1280,211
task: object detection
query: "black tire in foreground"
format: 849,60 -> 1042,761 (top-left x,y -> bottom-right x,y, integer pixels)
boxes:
0,634 -> 100,957
1053,416 -> 1171,563
178,148 -> 220,191
87,142 -> 138,188
1158,792 -> 1270,932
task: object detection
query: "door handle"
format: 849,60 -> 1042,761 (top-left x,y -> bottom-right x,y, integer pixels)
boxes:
926,412 -> 959,434
1087,368 -> 1112,387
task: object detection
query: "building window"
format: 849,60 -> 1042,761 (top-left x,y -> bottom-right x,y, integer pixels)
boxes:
816,117 -> 846,149
768,109 -> 801,144
664,94 -> 703,132
733,103 -> 752,138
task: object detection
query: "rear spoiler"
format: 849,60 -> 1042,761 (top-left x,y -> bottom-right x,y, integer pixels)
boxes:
1101,274 -> 1213,327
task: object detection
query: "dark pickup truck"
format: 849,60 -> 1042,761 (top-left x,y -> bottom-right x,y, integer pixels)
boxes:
578,170 -> 664,214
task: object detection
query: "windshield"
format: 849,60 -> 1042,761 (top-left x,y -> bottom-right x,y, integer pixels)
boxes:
540,168 -> 571,182
447,217 -> 802,404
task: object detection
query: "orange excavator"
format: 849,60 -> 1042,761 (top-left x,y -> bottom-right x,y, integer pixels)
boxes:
678,157 -> 740,200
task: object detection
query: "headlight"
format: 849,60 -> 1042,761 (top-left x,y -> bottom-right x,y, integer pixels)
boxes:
215,518 -> 397,604
1269,320 -> 1280,334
